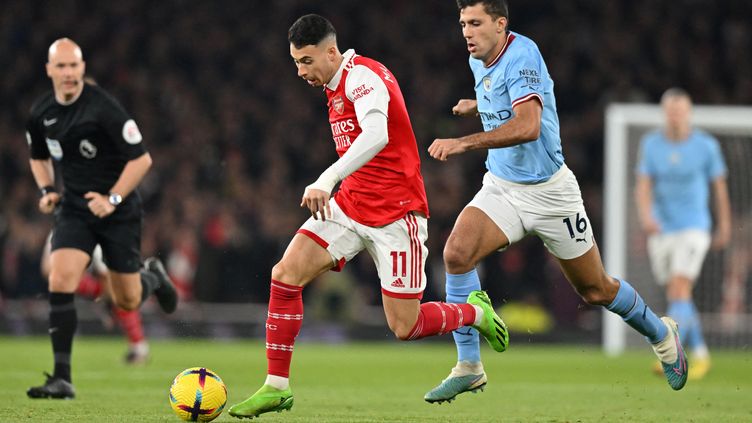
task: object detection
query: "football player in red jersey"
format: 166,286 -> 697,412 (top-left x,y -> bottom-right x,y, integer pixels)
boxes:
228,14 -> 508,418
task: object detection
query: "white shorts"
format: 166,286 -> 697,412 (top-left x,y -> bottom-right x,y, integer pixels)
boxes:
467,165 -> 594,260
647,229 -> 711,285
298,198 -> 428,299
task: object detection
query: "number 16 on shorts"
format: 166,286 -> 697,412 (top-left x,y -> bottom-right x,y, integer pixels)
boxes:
562,212 -> 589,244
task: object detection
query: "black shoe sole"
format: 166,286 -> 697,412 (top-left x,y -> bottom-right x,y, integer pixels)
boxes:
27,390 -> 75,399
27,393 -> 75,399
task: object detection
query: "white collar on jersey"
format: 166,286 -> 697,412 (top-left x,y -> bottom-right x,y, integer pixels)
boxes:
325,49 -> 356,91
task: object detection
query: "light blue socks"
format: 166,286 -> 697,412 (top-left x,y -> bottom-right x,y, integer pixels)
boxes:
446,269 -> 482,362
606,279 -> 667,343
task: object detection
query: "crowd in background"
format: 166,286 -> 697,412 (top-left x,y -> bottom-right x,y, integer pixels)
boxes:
1,1 -> 750,329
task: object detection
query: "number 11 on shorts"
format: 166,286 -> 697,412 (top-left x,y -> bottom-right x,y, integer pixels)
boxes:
390,251 -> 407,277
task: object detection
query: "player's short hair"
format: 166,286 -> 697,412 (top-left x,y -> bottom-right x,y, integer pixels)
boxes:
288,14 -> 337,49
661,87 -> 692,104
457,0 -> 509,20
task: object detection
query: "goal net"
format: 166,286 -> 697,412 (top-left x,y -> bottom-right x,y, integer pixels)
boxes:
603,103 -> 752,354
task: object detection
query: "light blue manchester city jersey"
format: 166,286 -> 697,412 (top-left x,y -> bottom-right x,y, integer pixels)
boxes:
636,129 -> 726,233
469,31 -> 564,184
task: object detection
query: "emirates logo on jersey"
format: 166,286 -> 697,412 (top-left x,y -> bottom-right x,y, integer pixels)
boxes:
332,96 -> 344,115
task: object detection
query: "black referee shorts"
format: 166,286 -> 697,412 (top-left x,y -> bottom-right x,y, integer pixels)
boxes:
50,211 -> 142,273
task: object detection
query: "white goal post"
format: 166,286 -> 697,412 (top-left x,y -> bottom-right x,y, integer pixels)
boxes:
603,103 -> 752,355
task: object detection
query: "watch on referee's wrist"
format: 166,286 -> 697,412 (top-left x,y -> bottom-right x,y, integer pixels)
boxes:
108,192 -> 123,207
39,185 -> 56,197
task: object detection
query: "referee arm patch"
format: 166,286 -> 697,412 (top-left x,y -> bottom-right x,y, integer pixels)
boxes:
122,119 -> 143,144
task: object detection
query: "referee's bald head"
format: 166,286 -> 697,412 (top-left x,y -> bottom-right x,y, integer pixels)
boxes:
48,38 -> 83,63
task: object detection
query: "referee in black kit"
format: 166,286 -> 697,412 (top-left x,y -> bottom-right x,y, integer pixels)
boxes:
24,38 -> 177,399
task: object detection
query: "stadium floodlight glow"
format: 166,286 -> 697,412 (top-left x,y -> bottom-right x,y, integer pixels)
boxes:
603,103 -> 752,356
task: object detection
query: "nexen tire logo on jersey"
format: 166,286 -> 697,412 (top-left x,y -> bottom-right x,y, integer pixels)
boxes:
79,139 -> 97,159
122,119 -> 143,144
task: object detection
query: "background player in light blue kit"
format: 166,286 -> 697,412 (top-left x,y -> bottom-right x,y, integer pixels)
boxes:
425,0 -> 689,402
635,88 -> 731,380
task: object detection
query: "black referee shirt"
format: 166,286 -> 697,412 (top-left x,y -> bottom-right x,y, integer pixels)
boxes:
26,83 -> 146,221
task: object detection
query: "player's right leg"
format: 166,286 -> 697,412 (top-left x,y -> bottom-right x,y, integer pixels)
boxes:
113,306 -> 150,365
665,275 -> 712,380
229,229 -> 347,419
97,271 -> 150,364
426,205 -> 515,403
27,248 -> 89,400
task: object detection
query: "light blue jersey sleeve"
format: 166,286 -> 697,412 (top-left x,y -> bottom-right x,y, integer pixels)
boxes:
705,136 -> 727,180
504,46 -> 545,108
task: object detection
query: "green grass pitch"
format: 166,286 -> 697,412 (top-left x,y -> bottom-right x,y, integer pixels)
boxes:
1,336 -> 750,422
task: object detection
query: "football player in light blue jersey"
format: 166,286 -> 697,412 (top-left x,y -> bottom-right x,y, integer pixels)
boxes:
424,0 -> 689,403
467,21 -> 563,184
636,88 -> 731,380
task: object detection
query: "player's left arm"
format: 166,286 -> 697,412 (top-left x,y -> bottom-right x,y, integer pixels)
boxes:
301,65 -> 390,221
429,101 -> 541,161
85,94 -> 151,218
105,152 -> 153,198
711,176 -> 731,249
429,99 -> 541,161
708,139 -> 731,249
86,153 -> 152,218
429,49 -> 543,161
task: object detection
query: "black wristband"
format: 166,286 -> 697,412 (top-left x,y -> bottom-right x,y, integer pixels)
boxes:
39,185 -> 57,197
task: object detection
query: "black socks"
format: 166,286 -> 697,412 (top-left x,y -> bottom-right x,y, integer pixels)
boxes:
49,293 -> 76,383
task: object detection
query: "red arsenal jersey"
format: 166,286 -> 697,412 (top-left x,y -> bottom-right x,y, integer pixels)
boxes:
324,50 -> 429,226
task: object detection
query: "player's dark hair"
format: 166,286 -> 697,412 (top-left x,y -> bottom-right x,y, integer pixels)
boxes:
288,14 -> 337,49
456,0 -> 509,20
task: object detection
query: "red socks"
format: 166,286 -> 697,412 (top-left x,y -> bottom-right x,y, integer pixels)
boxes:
76,273 -> 103,299
264,280 -> 476,377
266,280 -> 304,378
113,307 -> 145,344
407,302 -> 476,340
